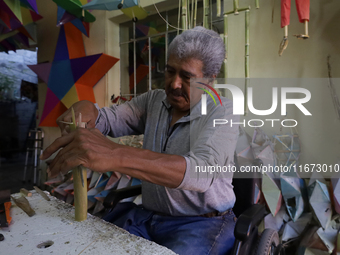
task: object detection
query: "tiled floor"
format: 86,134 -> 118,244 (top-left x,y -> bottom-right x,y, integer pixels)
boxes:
0,153 -> 35,194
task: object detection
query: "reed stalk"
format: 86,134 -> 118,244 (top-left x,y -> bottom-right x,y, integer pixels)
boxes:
233,0 -> 239,14
194,0 -> 197,27
223,14 -> 228,83
181,0 -> 188,30
203,0 -> 209,28
244,10 -> 250,115
216,0 -> 221,17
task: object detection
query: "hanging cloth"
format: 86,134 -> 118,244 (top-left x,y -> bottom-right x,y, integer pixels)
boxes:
281,0 -> 310,28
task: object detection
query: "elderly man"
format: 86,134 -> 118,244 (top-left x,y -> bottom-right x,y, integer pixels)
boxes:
41,26 -> 239,255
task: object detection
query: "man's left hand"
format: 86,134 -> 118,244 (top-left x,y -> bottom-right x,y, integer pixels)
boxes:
40,128 -> 119,178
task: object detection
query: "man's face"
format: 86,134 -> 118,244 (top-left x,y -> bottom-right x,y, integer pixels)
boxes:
165,55 -> 205,113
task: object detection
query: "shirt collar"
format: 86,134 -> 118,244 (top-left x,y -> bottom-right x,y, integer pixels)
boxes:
162,97 -> 172,109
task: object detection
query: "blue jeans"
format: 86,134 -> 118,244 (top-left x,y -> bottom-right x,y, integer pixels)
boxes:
103,202 -> 236,255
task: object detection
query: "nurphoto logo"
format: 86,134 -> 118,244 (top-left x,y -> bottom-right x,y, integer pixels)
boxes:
198,83 -> 312,128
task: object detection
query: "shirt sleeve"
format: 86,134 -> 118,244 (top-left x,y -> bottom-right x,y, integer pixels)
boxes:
95,91 -> 152,137
176,99 -> 239,192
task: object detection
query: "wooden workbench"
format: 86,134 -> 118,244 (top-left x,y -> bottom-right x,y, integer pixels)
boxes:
1,190 -> 176,255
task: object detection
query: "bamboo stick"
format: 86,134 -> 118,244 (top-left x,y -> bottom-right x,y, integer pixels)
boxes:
181,0 -> 188,30
194,0 -> 197,27
177,0 -> 181,35
224,7 -> 250,15
255,0 -> 259,9
216,0 -> 221,17
70,109 -> 88,222
293,20 -> 309,39
223,14 -> 228,83
245,10 -> 250,78
233,0 -> 239,14
203,0 -> 209,28
210,0 -> 213,29
190,0 -> 194,28
245,10 -> 250,116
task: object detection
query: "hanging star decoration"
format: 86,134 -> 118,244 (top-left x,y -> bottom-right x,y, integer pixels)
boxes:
273,133 -> 301,167
0,0 -> 43,52
82,0 -> 138,11
54,0 -> 94,37
53,0 -> 96,23
82,0 -> 148,22
57,6 -> 90,37
28,22 -> 119,127
20,0 -> 39,13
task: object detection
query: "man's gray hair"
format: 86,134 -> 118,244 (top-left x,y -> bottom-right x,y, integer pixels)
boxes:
168,26 -> 225,77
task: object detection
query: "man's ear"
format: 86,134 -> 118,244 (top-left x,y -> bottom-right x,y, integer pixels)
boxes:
208,74 -> 217,84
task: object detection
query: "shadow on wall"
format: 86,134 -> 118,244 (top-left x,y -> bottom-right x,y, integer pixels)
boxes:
319,1 -> 340,55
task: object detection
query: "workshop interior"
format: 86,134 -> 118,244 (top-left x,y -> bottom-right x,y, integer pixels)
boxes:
0,0 -> 340,254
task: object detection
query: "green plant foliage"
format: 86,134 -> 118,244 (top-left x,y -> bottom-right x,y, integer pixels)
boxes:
0,73 -> 15,101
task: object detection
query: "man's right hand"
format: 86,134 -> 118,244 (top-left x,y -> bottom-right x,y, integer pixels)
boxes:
57,100 -> 99,135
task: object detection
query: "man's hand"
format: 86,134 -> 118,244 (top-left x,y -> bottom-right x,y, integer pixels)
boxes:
41,128 -> 186,188
40,128 -> 119,178
57,100 -> 99,135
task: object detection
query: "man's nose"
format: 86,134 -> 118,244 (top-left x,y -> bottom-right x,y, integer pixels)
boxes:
171,74 -> 182,89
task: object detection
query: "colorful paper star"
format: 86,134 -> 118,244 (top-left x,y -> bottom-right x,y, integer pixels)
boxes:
28,22 -> 119,126
82,0 -> 137,11
19,0 -> 39,14
53,0 -> 96,23
0,0 -> 22,24
0,5 -> 42,51
57,6 -> 90,37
